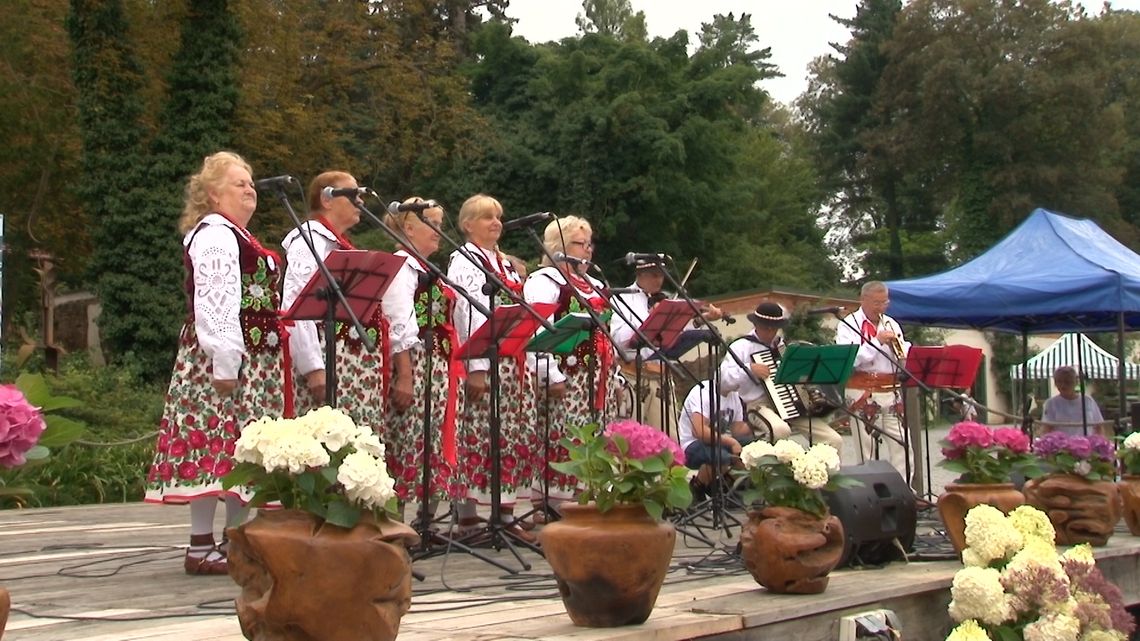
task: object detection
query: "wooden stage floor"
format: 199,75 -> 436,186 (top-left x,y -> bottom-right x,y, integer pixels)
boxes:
2,502 -> 1140,641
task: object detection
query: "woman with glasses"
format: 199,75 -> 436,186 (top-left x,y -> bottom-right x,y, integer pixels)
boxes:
522,216 -> 618,521
446,194 -> 540,543
144,151 -> 291,575
280,171 -> 389,441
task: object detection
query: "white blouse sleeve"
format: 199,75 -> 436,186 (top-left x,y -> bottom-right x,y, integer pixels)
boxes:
523,270 -> 566,385
188,224 -> 245,380
447,250 -> 491,373
836,311 -> 879,370
281,227 -> 334,377
382,260 -> 421,355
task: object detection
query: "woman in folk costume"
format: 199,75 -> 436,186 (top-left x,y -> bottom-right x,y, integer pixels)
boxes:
145,151 -> 291,575
280,171 -> 388,438
381,197 -> 465,522
523,215 -> 618,519
446,194 -> 539,543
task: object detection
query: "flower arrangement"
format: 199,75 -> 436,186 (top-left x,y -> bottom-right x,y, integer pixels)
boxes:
1032,431 -> 1115,481
552,420 -> 692,519
222,406 -> 397,528
1116,432 -> 1140,476
0,373 -> 87,502
736,439 -> 857,518
945,503 -> 1135,641
939,421 -> 1040,484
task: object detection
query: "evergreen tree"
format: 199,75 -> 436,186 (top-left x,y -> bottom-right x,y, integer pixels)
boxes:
67,0 -> 155,372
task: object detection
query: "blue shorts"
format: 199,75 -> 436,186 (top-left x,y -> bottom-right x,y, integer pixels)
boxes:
683,435 -> 755,470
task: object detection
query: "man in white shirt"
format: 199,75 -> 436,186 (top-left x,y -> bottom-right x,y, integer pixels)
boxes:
677,380 -> 752,493
719,301 -> 845,457
836,281 -> 912,485
1041,366 -> 1106,436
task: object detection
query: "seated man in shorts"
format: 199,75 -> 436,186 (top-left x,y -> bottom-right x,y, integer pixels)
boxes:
677,379 -> 754,497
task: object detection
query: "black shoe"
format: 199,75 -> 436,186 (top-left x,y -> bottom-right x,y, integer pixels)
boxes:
689,478 -> 709,502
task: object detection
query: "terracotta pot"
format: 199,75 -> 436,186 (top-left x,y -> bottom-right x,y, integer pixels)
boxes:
0,586 -> 8,640
1023,474 -> 1122,546
538,502 -> 674,627
226,510 -> 419,641
1118,475 -> 1140,536
738,505 -> 845,594
937,483 -> 1025,553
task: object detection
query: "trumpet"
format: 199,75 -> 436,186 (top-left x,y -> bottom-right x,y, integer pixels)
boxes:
879,319 -> 906,361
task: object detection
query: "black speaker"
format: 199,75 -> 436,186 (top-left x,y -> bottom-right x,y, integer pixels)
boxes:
1130,402 -> 1140,433
823,460 -> 916,567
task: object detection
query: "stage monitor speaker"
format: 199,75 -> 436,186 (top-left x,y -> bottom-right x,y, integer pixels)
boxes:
1130,402 -> 1140,433
824,460 -> 916,568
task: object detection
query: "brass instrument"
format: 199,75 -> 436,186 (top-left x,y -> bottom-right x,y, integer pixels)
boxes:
880,318 -> 906,361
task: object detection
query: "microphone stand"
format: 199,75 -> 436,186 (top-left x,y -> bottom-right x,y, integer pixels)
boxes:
348,195 -> 522,572
408,207 -> 554,569
262,178 -> 373,409
832,310 -> 930,495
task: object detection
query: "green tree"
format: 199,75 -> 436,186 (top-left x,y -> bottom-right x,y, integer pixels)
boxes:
67,0 -> 155,371
575,0 -> 645,40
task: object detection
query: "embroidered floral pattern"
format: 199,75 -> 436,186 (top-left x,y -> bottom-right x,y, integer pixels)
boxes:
241,257 -> 275,312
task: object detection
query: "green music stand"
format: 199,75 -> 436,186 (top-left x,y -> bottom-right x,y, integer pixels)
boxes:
526,311 -> 610,355
773,344 -> 857,388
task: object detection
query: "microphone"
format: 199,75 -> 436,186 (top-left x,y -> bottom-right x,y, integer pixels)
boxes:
552,252 -> 590,266
323,186 -> 368,200
501,211 -> 554,233
254,175 -> 296,191
622,252 -> 671,265
387,200 -> 439,214
806,306 -> 844,315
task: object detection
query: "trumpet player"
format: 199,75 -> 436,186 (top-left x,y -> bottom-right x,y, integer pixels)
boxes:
836,281 -> 912,484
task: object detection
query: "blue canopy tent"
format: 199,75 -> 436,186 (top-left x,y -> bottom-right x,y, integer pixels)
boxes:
885,208 -> 1140,423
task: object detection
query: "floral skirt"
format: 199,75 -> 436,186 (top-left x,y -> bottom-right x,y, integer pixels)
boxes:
455,358 -> 539,506
534,365 -> 622,499
385,343 -> 465,503
144,327 -> 287,504
292,334 -> 387,440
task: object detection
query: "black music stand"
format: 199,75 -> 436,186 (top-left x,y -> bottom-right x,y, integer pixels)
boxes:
523,312 -> 596,525
454,302 -> 557,564
903,345 -> 983,499
773,344 -> 858,448
285,250 -> 406,407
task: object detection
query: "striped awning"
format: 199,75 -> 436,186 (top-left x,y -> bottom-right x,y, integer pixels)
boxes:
1009,333 -> 1140,380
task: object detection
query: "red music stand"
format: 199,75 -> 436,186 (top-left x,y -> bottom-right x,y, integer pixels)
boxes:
455,303 -> 559,360
903,345 -> 984,389
637,299 -> 698,355
285,250 -> 406,323
284,250 -> 407,407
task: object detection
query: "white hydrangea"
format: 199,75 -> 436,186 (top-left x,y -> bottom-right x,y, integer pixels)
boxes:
771,439 -> 805,463
1002,537 -> 1066,582
351,428 -> 386,459
295,406 -> 358,453
1123,432 -> 1140,451
962,504 -> 1023,566
945,619 -> 993,641
791,452 -> 829,489
739,440 -> 776,468
337,451 -> 396,509
233,416 -> 279,465
1023,612 -> 1079,641
949,566 -> 1012,626
807,443 -> 841,472
1060,543 -> 1094,566
1007,505 -> 1055,545
259,429 -> 329,475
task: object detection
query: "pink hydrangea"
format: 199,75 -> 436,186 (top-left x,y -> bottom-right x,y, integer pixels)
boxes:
992,427 -> 1030,454
0,385 -> 47,468
946,421 -> 994,449
603,420 -> 685,466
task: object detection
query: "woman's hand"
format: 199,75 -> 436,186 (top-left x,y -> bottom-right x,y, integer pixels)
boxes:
305,369 -> 327,403
213,378 -> 238,396
466,371 -> 488,398
392,376 -> 415,411
548,381 -> 567,399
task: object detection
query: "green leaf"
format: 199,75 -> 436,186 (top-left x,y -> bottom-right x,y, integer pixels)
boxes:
325,501 -> 361,528
22,445 -> 50,462
643,499 -> 663,521
320,466 -> 339,484
296,472 -> 316,494
14,373 -> 51,407
38,415 -> 88,448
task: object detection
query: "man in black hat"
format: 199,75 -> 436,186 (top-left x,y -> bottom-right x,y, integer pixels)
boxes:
718,300 -> 845,457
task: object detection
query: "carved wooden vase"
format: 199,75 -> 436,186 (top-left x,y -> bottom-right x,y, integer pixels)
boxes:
937,483 -> 1025,553
225,509 -> 419,641
1023,474 -> 1121,546
0,586 -> 9,639
739,506 -> 845,594
1117,474 -> 1140,536
538,502 -> 674,627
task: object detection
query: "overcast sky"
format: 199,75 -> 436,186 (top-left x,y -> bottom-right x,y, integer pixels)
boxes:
505,0 -> 1140,106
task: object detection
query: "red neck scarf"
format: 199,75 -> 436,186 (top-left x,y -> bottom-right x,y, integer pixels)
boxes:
315,216 -> 356,250
214,211 -> 281,265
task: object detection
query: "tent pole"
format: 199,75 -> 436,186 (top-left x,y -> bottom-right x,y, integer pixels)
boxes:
1119,312 -> 1127,434
1021,329 -> 1031,435
1077,333 -> 1089,436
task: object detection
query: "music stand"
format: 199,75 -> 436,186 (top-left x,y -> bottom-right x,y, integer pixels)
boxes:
523,312 -> 597,526
773,344 -> 858,449
285,250 -> 407,407
903,345 -> 983,499
639,299 -> 698,355
454,302 -> 557,564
